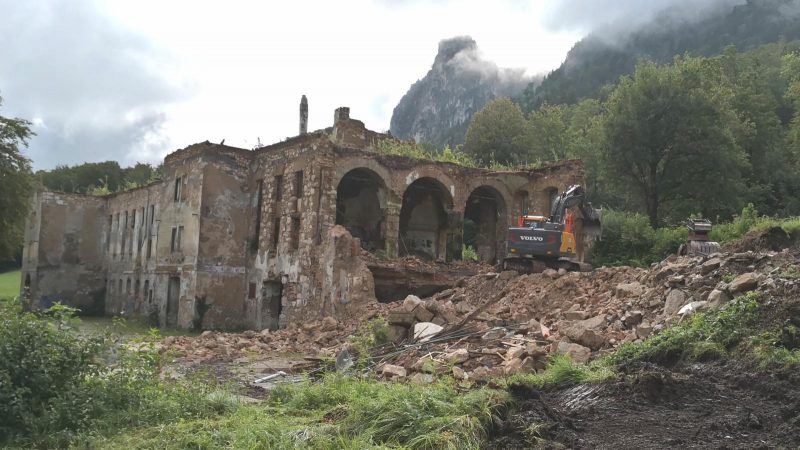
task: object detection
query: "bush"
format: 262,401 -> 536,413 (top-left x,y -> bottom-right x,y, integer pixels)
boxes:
591,210 -> 656,267
612,292 -> 761,365
462,245 -> 479,261
0,300 -> 102,441
592,205 -> 799,268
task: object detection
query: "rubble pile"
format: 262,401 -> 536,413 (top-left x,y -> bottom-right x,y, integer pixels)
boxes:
377,245 -> 799,380
160,228 -> 799,384
161,302 -> 395,363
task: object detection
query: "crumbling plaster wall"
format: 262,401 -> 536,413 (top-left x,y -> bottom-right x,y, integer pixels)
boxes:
104,184 -> 160,318
21,190 -> 107,312
21,111 -> 588,331
195,150 -> 251,330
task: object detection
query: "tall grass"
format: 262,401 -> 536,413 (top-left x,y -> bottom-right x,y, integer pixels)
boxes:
91,375 -> 510,450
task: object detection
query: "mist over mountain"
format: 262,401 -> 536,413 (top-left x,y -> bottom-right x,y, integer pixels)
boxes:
521,0 -> 800,111
389,36 -> 534,148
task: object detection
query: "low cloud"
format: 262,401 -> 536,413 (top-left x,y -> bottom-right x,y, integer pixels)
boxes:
436,36 -> 532,96
542,0 -> 745,37
0,0 -> 189,169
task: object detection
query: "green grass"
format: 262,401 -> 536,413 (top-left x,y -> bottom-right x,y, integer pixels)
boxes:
85,375 -> 510,450
8,287 -> 799,449
0,269 -> 20,300
504,354 -> 615,388
610,291 -> 800,372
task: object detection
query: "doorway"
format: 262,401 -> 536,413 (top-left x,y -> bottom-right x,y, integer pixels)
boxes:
166,276 -> 180,327
260,281 -> 283,330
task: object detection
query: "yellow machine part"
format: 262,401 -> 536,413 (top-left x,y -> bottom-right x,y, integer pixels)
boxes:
560,231 -> 576,256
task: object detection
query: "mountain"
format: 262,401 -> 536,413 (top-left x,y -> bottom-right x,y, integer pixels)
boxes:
520,0 -> 800,111
390,36 -> 532,148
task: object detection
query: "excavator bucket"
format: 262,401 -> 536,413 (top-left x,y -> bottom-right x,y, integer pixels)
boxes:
581,207 -> 602,240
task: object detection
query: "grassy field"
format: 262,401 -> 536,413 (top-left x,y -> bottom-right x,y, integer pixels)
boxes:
0,269 -> 20,300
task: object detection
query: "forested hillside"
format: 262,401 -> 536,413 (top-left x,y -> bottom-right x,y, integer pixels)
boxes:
519,0 -> 800,111
465,41 -> 800,227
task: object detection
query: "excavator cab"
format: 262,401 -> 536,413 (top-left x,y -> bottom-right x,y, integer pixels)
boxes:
504,185 -> 601,273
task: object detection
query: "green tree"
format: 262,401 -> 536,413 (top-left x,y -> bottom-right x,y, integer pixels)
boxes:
783,52 -> 800,190
720,44 -> 800,216
526,103 -> 570,161
463,98 -> 529,166
0,96 -> 35,261
602,58 -> 747,227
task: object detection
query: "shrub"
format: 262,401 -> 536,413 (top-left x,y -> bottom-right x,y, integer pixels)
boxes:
590,210 -> 656,267
0,300 -> 102,441
612,292 -> 761,365
462,245 -> 479,261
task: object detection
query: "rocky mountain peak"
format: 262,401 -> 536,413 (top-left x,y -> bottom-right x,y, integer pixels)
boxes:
390,36 -> 533,148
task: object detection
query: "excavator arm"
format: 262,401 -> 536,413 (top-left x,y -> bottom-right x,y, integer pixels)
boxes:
549,185 -> 602,239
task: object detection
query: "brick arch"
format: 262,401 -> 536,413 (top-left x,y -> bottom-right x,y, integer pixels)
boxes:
335,167 -> 390,253
463,182 -> 511,264
397,165 -> 456,209
462,176 -> 514,215
333,158 -> 395,198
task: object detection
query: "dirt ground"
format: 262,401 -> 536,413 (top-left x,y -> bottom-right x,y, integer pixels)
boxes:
493,361 -> 800,449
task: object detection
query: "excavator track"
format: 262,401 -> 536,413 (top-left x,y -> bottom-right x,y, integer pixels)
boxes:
678,241 -> 721,257
502,258 -> 590,274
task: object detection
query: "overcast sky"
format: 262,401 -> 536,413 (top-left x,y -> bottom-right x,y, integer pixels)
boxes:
0,0 -> 738,169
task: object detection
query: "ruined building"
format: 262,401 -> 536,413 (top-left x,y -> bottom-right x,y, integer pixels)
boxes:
21,101 -> 588,330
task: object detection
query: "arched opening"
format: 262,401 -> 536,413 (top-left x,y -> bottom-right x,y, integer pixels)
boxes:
464,186 -> 507,263
399,177 -> 452,260
336,168 -> 387,253
544,187 -> 559,216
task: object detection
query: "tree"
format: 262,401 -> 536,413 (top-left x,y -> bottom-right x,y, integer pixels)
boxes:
526,103 -> 570,161
601,58 -> 747,227
463,98 -> 529,166
0,96 -> 35,260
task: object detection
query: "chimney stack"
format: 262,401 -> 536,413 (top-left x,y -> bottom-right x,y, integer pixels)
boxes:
299,95 -> 308,135
334,106 -> 350,125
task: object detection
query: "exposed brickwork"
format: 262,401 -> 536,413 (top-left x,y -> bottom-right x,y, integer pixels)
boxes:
22,108 -> 586,330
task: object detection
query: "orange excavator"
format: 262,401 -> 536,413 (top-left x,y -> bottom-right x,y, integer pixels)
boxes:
503,185 -> 601,273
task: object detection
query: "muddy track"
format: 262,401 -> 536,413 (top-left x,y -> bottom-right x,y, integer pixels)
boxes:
493,361 -> 800,449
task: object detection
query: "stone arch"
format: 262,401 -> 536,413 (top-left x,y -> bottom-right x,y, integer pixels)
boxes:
400,166 -> 457,208
399,177 -> 454,260
335,167 -> 389,253
463,185 -> 508,264
333,158 -> 395,195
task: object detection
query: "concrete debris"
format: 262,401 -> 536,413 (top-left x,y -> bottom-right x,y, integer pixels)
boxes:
158,236 -> 798,386
413,322 -> 443,342
379,364 -> 407,379
729,272 -> 759,294
678,301 -> 708,316
664,289 -> 689,316
557,342 -> 592,364
444,348 -> 470,364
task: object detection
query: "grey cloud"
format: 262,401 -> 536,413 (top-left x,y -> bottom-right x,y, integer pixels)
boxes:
0,0 -> 189,169
542,0 -> 745,36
